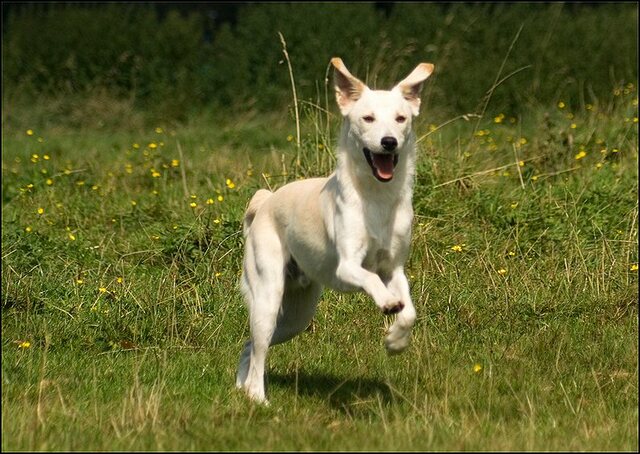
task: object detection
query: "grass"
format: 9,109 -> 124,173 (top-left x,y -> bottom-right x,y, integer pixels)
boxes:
2,80 -> 638,450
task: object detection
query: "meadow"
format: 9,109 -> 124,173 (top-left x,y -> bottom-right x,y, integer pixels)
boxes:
1,4 -> 638,451
2,78 -> 638,450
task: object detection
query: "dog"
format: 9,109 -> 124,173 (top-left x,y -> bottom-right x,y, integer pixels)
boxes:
236,57 -> 434,404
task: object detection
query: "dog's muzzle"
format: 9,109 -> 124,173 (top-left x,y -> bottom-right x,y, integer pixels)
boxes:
363,148 -> 399,182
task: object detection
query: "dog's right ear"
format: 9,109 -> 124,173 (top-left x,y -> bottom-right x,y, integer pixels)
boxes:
331,58 -> 367,115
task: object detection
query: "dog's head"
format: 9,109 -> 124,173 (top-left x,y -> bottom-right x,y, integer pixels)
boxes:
331,58 -> 434,183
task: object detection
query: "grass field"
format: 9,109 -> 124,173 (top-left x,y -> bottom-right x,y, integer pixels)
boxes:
2,77 -> 638,450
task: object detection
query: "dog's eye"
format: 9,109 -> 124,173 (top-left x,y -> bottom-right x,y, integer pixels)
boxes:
362,115 -> 375,123
396,115 -> 407,123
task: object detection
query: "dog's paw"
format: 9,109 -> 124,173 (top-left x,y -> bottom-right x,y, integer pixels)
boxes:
380,300 -> 404,315
244,388 -> 270,406
384,324 -> 411,354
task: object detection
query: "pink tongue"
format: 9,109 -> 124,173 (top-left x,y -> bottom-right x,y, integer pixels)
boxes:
372,154 -> 394,180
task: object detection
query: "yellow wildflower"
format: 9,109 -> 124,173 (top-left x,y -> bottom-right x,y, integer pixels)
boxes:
18,341 -> 31,349
451,245 -> 463,252
631,264 -> 638,272
171,159 -> 179,167
574,151 -> 587,160
37,207 -> 44,215
26,129 -> 34,136
473,363 -> 482,373
497,268 -> 507,275
557,101 -> 565,109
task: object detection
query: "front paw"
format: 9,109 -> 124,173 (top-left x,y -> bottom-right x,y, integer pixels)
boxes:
378,297 -> 405,315
382,302 -> 404,315
384,324 -> 411,354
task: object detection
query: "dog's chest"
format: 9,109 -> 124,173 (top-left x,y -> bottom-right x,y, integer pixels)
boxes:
359,198 -> 412,270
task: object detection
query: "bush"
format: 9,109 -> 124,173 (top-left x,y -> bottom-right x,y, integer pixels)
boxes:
2,3 -> 637,119
3,3 -> 207,116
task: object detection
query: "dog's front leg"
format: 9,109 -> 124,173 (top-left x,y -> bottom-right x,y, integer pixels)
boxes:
384,268 -> 416,354
336,259 -> 405,314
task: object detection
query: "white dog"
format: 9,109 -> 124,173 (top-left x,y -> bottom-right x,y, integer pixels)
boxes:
236,57 -> 434,403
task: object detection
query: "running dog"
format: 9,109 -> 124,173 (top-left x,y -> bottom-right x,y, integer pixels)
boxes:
236,57 -> 434,403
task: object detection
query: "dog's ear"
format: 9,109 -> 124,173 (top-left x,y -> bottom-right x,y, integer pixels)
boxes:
394,63 -> 435,116
331,57 -> 367,115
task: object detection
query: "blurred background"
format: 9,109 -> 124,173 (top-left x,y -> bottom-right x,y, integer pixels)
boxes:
2,2 -> 638,128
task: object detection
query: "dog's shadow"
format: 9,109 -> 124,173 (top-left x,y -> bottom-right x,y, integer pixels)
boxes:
268,370 -> 393,413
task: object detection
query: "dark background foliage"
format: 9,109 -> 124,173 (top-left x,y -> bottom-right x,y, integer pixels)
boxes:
2,2 -> 637,120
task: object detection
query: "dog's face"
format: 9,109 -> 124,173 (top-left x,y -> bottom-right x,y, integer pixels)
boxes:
332,58 -> 434,182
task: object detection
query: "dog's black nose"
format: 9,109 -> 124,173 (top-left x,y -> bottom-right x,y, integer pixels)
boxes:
381,136 -> 398,151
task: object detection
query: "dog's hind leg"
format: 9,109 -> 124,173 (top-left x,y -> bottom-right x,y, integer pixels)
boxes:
236,272 -> 322,398
237,235 -> 286,404
270,276 -> 322,346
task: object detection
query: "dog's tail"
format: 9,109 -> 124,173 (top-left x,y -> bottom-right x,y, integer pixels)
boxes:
243,189 -> 272,235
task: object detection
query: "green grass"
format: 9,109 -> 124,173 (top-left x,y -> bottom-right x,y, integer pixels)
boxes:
2,84 -> 638,450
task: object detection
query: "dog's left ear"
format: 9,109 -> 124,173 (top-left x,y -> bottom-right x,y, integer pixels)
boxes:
394,63 -> 435,116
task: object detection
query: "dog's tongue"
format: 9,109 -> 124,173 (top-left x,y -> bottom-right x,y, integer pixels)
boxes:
372,154 -> 395,180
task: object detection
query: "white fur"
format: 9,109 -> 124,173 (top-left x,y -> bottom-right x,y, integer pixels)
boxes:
236,58 -> 434,404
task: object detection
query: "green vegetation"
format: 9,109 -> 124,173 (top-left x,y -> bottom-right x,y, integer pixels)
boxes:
2,3 -> 638,451
3,3 -> 638,117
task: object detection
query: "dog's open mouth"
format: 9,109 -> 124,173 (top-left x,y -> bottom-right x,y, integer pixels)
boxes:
363,148 -> 399,182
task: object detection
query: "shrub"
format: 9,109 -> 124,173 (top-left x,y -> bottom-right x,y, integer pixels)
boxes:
2,3 -> 637,119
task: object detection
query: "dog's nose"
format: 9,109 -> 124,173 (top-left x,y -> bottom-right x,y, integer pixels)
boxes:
381,136 -> 398,151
